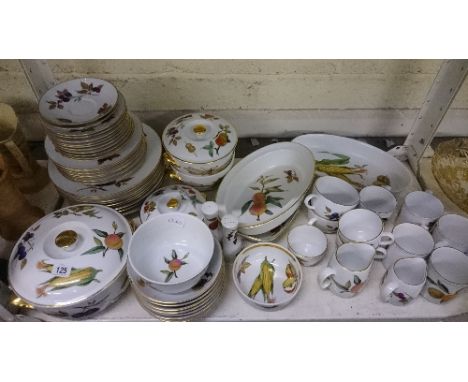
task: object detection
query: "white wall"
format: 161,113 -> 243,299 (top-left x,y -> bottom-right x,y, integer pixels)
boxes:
1,59 -> 467,138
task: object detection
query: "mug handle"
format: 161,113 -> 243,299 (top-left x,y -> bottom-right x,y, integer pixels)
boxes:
4,140 -> 33,176
374,247 -> 387,260
318,267 -> 336,289
303,194 -> 317,211
434,239 -> 450,249
380,281 -> 399,302
307,217 -> 317,226
379,232 -> 394,247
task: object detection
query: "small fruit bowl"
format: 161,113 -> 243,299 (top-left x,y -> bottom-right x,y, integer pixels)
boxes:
128,212 -> 214,294
232,243 -> 303,310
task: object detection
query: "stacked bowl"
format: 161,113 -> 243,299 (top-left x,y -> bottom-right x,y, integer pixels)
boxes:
128,212 -> 225,321
162,113 -> 237,191
40,78 -> 164,216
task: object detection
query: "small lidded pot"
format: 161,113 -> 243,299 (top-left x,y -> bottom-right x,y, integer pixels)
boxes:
162,112 -> 238,176
8,204 -> 132,319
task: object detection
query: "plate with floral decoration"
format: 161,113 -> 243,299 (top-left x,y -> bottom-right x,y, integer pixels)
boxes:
140,185 -> 206,222
47,124 -> 161,198
45,113 -> 143,170
216,142 -> 315,235
162,112 -> 237,164
8,204 -> 132,315
39,78 -> 118,126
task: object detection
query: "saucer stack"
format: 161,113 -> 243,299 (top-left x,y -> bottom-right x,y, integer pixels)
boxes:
39,78 -> 164,216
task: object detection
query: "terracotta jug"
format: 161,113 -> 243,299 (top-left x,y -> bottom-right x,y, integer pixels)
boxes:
0,103 -> 49,193
0,155 -> 45,241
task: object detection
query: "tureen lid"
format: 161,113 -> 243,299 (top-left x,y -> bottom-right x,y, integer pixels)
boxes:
39,78 -> 118,126
140,185 -> 206,222
162,113 -> 238,164
8,204 -> 131,308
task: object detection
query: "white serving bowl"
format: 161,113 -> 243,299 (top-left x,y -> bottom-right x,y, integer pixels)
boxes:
232,243 -> 303,310
287,222 -> 328,266
128,212 -> 214,294
168,153 -> 235,191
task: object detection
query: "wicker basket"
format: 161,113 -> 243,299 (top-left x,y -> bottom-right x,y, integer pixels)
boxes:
432,138 -> 468,213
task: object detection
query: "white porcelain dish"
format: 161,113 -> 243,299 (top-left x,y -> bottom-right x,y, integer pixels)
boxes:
216,142 -> 315,236
140,185 -> 206,222
128,212 -> 214,294
169,153 -> 235,191
232,243 -> 303,310
162,112 -> 237,174
39,78 -> 118,126
48,124 -> 161,198
8,204 -> 131,318
129,239 -> 223,305
292,134 -> 412,194
45,113 -> 143,170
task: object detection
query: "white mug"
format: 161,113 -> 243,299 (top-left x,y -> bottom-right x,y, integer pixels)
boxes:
382,223 -> 434,270
432,214 -> 468,253
337,209 -> 394,259
395,191 -> 444,231
380,257 -> 427,306
422,246 -> 468,304
318,243 -> 375,298
303,201 -> 339,234
287,218 -> 328,267
304,176 -> 359,220
359,185 -> 397,220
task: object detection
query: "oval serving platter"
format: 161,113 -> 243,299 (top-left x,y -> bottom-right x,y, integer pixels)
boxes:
216,142 -> 315,236
292,134 -> 412,195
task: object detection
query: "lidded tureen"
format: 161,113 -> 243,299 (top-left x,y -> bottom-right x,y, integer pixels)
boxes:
8,204 -> 132,319
162,113 -> 238,189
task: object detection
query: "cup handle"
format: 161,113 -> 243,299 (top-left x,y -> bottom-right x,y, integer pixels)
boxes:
307,217 -> 317,226
380,281 -> 399,302
318,267 -> 336,289
374,247 -> 387,260
303,194 -> 317,210
379,232 -> 394,247
4,140 -> 33,176
434,240 -> 450,249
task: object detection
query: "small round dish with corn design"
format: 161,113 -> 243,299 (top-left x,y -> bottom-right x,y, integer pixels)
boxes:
232,242 -> 303,310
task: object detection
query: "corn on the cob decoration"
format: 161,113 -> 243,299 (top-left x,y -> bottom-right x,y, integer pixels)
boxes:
36,260 -> 102,297
282,262 -> 298,293
315,153 -> 368,189
248,256 -> 275,303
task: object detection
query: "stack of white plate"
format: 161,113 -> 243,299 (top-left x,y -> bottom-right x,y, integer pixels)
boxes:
40,78 -> 164,217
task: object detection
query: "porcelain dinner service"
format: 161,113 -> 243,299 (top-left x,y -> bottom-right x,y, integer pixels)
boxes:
6,76 -> 468,320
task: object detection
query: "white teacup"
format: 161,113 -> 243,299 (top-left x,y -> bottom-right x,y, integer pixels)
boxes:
359,185 -> 397,220
303,202 -> 339,234
422,246 -> 468,304
318,243 -> 375,298
287,218 -> 328,267
382,223 -> 434,270
395,191 -> 444,231
304,176 -> 359,220
337,209 -> 394,259
432,214 -> 468,253
380,257 -> 427,306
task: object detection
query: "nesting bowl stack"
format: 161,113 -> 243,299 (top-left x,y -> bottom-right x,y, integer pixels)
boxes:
40,78 -> 164,216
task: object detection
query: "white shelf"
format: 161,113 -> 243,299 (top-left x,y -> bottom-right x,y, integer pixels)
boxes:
17,160 -> 468,322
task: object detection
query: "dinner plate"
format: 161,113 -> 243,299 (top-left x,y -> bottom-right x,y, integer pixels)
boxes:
48,124 -> 162,198
292,134 -> 412,194
216,142 -> 315,235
